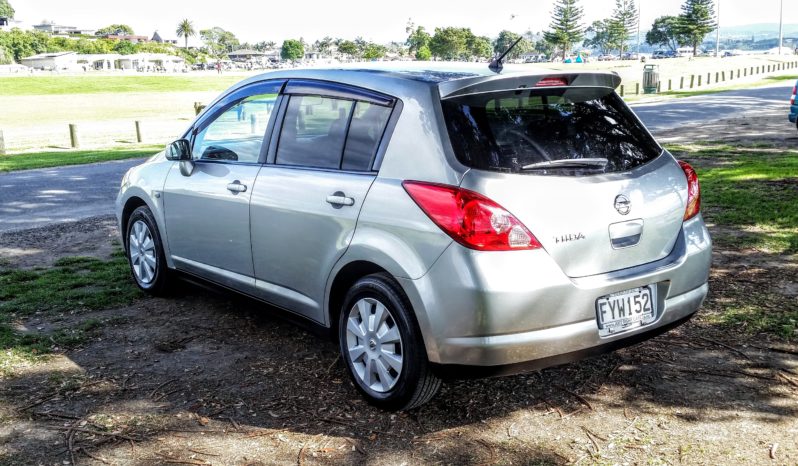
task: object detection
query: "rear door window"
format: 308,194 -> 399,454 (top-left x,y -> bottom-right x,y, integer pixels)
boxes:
342,101 -> 392,171
441,88 -> 662,175
276,95 -> 354,169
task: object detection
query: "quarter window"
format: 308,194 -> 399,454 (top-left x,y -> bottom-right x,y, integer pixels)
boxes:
276,95 -> 354,169
342,101 -> 392,171
192,93 -> 278,163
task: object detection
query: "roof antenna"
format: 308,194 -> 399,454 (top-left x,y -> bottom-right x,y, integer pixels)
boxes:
489,36 -> 523,74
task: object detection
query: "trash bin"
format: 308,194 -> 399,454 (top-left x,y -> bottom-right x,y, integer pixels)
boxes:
643,64 -> 660,94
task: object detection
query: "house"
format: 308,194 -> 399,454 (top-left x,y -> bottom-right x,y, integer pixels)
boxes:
228,49 -> 266,62
20,51 -> 79,71
117,53 -> 185,72
76,53 -> 123,71
151,31 -> 178,45
102,34 -> 150,43
33,21 -> 95,36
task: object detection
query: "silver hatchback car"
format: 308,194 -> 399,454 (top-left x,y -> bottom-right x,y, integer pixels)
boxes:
117,63 -> 711,410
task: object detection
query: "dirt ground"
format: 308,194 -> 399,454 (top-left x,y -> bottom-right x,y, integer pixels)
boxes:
1,117 -> 797,465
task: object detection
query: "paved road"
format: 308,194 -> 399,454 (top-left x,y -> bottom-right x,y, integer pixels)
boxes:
0,83 -> 793,233
0,158 -> 144,232
630,83 -> 792,132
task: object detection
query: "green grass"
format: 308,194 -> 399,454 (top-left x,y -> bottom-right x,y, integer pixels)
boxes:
0,75 -> 242,96
0,254 -> 141,371
0,145 -> 162,172
666,143 -> 798,254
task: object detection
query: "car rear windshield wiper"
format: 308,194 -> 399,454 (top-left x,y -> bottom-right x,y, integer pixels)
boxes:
521,158 -> 609,170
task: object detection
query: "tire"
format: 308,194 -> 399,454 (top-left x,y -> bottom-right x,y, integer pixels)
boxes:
125,206 -> 173,296
338,273 -> 442,411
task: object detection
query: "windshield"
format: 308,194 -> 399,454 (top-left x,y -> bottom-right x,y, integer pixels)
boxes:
440,88 -> 662,175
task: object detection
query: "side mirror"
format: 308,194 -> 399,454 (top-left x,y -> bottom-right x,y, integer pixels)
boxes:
165,139 -> 191,161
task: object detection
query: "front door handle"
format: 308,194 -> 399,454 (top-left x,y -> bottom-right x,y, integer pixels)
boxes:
226,180 -> 247,193
326,192 -> 355,207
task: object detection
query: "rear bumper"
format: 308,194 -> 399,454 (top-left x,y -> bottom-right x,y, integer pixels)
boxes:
789,109 -> 797,124
399,215 -> 711,368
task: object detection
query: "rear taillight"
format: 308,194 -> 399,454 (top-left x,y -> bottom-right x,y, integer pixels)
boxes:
402,181 -> 542,251
536,77 -> 569,87
791,85 -> 796,105
678,161 -> 701,221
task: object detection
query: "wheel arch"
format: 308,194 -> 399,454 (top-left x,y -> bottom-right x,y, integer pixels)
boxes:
326,260 -> 388,341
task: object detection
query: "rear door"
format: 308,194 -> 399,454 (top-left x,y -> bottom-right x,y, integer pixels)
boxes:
440,75 -> 687,277
163,80 -> 283,286
250,81 -> 395,322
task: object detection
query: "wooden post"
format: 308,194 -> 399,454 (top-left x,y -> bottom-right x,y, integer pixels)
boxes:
619,84 -> 624,97
657,81 -> 661,93
680,76 -> 685,89
69,124 -> 79,149
698,74 -> 702,86
635,82 -> 640,95
716,71 -> 720,82
707,72 -> 711,84
250,114 -> 258,133
690,75 -> 695,88
0,129 -> 5,156
668,78 -> 672,91
135,121 -> 143,143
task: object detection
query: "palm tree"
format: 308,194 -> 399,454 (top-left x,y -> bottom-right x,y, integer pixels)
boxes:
176,19 -> 196,49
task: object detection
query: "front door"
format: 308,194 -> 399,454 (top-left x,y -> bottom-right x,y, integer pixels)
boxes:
163,81 -> 283,288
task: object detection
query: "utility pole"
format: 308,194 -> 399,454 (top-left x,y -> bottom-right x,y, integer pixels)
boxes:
637,1 -> 641,56
715,0 -> 720,58
778,0 -> 784,55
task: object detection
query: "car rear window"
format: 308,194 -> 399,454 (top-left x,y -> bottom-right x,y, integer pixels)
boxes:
440,88 -> 662,175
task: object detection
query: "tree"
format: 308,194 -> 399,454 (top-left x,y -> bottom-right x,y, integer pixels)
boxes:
362,42 -> 387,60
113,39 -> 137,55
493,30 -> 531,60
405,22 -> 431,60
611,0 -> 638,57
584,20 -> 622,55
677,0 -> 715,56
280,39 -> 304,60
544,0 -> 585,60
337,40 -> 359,59
416,45 -> 431,60
429,27 -> 477,61
200,27 -> 239,59
646,16 -> 685,51
0,0 -> 14,19
176,19 -> 195,49
95,24 -> 135,36
315,36 -> 333,55
468,35 -> 493,60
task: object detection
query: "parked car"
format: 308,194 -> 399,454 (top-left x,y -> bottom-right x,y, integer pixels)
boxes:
790,80 -> 797,130
117,64 -> 712,410
597,54 -> 617,61
651,50 -> 676,59
622,52 -> 639,60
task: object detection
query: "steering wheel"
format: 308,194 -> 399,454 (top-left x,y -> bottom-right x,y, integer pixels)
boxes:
496,128 -> 552,162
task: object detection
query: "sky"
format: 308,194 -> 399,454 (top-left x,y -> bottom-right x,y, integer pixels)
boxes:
12,0 -> 798,45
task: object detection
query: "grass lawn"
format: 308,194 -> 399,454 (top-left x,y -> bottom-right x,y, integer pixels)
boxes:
0,145 -> 161,172
0,74 -> 244,96
0,254 -> 141,373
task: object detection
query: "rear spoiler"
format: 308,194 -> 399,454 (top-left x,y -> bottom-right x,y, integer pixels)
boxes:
438,72 -> 622,100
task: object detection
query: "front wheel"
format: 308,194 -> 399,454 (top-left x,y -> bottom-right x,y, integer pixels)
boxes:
339,273 -> 441,411
125,206 -> 173,296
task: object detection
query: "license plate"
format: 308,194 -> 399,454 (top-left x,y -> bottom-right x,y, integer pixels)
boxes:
595,286 -> 657,337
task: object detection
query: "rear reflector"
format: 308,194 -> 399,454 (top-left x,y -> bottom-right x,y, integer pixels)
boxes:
678,161 -> 701,221
402,181 -> 542,251
536,77 -> 569,87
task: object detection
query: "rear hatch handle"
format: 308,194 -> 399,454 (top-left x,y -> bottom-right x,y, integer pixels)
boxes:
609,219 -> 644,249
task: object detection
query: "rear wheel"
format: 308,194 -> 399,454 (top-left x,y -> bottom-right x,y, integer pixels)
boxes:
339,273 -> 441,410
125,206 -> 173,296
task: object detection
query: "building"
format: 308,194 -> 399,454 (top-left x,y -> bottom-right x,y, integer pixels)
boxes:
1,17 -> 31,32
228,49 -> 266,62
20,51 -> 79,71
102,34 -> 150,43
151,31 -> 178,45
117,53 -> 186,72
33,21 -> 95,36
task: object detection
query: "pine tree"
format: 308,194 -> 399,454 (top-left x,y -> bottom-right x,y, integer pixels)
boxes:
677,0 -> 716,56
611,0 -> 638,57
544,0 -> 585,60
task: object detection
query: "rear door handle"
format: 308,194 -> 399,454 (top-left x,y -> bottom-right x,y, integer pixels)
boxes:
326,193 -> 355,207
226,180 -> 247,193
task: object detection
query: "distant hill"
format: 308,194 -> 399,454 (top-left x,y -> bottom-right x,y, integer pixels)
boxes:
720,23 -> 798,39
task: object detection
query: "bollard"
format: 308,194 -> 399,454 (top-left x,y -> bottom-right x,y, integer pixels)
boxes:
698,75 -> 702,86
690,75 -> 695,88
635,83 -> 640,95
135,121 -> 143,143
680,76 -> 685,89
250,114 -> 258,133
668,79 -> 672,91
716,71 -> 720,83
0,129 -> 5,155
707,72 -> 711,84
619,84 -> 624,97
69,124 -> 79,149
657,81 -> 661,93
